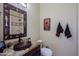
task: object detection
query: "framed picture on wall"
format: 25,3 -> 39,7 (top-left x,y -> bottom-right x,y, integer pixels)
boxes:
3,3 -> 27,40
44,18 -> 51,31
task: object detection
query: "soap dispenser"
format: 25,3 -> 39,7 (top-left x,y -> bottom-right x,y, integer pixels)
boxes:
26,38 -> 32,48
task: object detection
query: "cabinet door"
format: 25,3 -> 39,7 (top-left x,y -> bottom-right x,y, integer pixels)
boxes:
23,45 -> 40,56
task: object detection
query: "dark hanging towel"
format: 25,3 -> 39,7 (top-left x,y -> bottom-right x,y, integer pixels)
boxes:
64,24 -> 72,38
56,22 -> 64,37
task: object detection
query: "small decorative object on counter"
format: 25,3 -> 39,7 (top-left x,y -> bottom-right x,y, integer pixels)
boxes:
26,38 -> 32,48
6,42 -> 13,48
0,41 -> 6,53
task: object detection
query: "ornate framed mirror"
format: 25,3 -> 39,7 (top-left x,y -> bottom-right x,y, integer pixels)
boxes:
3,3 -> 27,40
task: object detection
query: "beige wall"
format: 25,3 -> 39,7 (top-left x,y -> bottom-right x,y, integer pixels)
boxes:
27,3 -> 40,43
40,3 -> 77,56
0,4 -> 3,41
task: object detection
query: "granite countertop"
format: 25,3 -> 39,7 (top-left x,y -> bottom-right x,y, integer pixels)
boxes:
0,42 -> 39,56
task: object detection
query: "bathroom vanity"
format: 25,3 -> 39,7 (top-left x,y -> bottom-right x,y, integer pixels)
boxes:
0,3 -> 40,56
0,43 -> 40,56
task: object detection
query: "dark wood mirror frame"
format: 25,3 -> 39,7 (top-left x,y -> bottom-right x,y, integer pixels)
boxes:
3,3 -> 27,40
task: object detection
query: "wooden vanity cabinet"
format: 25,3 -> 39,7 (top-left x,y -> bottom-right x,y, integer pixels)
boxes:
23,45 -> 41,56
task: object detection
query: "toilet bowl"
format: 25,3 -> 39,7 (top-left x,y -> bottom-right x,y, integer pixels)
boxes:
40,47 -> 53,56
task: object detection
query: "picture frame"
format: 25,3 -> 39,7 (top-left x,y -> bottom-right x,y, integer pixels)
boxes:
3,3 -> 27,40
44,18 -> 51,31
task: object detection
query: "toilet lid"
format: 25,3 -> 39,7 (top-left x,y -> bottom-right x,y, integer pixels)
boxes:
41,48 -> 53,56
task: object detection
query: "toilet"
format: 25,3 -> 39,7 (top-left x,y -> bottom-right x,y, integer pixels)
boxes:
37,40 -> 53,56
40,47 -> 53,56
